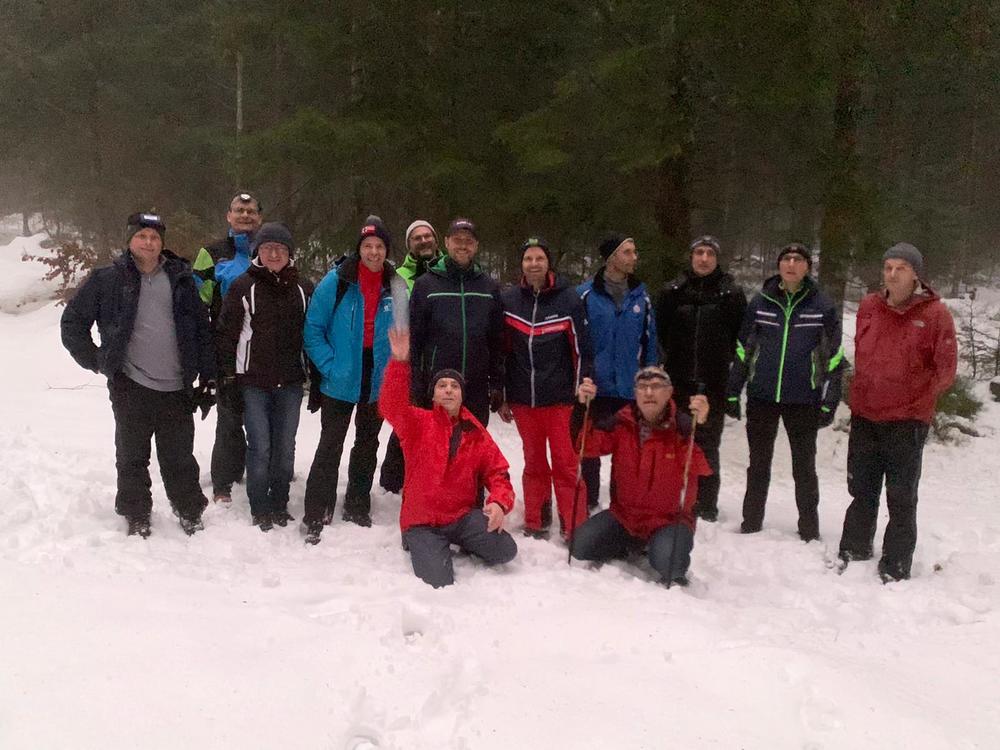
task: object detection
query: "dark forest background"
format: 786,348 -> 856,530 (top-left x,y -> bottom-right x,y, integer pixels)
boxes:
3,0 -> 999,301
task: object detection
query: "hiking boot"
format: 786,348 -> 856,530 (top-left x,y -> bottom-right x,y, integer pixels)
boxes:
695,505 -> 719,523
668,575 -> 690,588
303,521 -> 323,545
271,510 -> 294,528
342,508 -> 372,527
252,513 -> 273,532
178,513 -> 203,536
740,522 -> 761,534
126,515 -> 151,539
878,559 -> 909,584
522,527 -> 550,540
213,492 -> 232,504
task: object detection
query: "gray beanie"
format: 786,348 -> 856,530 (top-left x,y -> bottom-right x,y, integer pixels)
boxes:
883,242 -> 923,277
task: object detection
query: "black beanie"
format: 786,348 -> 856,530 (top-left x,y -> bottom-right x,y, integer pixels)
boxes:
356,215 -> 392,255
520,236 -> 552,265
251,222 -> 295,257
776,242 -> 812,267
689,235 -> 721,254
428,368 -> 465,400
125,212 -> 166,244
599,233 -> 632,261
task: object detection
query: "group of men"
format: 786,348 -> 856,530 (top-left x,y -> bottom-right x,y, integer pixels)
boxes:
60,192 -> 957,587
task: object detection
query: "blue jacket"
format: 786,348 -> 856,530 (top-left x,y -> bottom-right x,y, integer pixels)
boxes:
726,274 -> 844,408
214,231 -> 252,300
304,255 -> 395,403
578,269 -> 658,399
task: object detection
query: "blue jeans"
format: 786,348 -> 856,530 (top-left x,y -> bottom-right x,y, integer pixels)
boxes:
242,384 -> 303,516
571,509 -> 694,582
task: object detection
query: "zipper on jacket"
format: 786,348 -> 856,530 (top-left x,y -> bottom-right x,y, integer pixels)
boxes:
762,289 -> 805,402
528,289 -> 539,407
460,277 -> 468,376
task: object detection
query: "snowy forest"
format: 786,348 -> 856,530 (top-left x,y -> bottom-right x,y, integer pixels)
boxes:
2,3 -> 1000,749
4,0 -> 1000,295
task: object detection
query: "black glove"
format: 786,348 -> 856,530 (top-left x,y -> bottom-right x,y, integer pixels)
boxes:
217,376 -> 243,414
192,379 -> 217,420
489,388 -> 504,414
307,385 -> 324,414
817,405 -> 836,429
725,396 -> 741,421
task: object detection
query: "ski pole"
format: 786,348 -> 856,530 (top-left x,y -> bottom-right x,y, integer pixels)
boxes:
567,399 -> 592,566
666,388 -> 702,589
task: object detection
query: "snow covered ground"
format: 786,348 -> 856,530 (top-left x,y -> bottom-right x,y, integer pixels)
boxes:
1,234 -> 998,749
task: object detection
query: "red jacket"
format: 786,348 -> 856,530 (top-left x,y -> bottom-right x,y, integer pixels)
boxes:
850,287 -> 957,424
379,359 -> 515,531
581,402 -> 711,540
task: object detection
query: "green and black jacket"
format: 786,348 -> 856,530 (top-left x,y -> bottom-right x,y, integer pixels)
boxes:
726,274 -> 845,410
409,256 -> 504,407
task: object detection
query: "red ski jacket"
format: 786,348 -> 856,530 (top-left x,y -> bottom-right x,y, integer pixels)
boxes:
850,287 -> 957,424
380,359 -> 515,531
581,402 -> 711,540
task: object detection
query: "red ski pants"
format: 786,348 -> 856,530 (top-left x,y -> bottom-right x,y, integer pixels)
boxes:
511,404 -> 587,535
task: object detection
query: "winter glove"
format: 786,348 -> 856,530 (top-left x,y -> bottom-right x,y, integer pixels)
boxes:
307,385 -> 324,414
489,388 -> 505,414
192,379 -> 217,421
725,396 -> 741,421
817,405 -> 836,429
217,376 -> 243,414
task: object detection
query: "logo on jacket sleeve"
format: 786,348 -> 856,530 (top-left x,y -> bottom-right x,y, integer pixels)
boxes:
912,319 -> 926,328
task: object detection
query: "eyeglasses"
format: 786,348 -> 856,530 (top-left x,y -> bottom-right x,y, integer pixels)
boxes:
635,381 -> 669,392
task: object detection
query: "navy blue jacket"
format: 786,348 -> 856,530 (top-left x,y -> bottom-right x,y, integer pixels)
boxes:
578,269 -> 658,400
60,250 -> 215,390
501,273 -> 593,407
726,275 -> 844,408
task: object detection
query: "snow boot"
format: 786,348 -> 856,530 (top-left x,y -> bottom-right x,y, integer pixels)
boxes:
695,504 -> 719,523
272,509 -> 294,528
127,515 -> 151,539
304,521 -> 323,545
252,513 -> 273,532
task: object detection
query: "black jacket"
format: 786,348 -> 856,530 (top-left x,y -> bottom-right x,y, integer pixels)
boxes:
656,267 -> 746,398
60,250 -> 215,389
501,273 -> 593,407
409,256 -> 504,404
216,260 -> 314,389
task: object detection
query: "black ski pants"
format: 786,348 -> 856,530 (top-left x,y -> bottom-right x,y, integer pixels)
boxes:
580,396 -> 630,510
303,349 -> 382,523
742,399 -> 820,539
402,509 -> 518,588
839,416 -> 929,579
674,388 -> 727,516
109,374 -> 208,520
210,396 -> 246,496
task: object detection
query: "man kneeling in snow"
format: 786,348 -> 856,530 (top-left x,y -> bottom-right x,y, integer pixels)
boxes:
380,328 -> 517,588
571,367 -> 710,586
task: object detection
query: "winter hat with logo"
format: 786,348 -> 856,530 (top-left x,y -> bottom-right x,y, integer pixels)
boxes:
634,365 -> 672,388
689,235 -> 721,255
446,218 -> 478,239
125,212 -> 166,244
356,215 -> 392,254
776,242 -> 812,267
519,236 -> 552,265
404,219 -> 438,248
882,242 -> 924,277
428,368 -> 466,400
599,233 -> 633,261
251,222 -> 295,257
